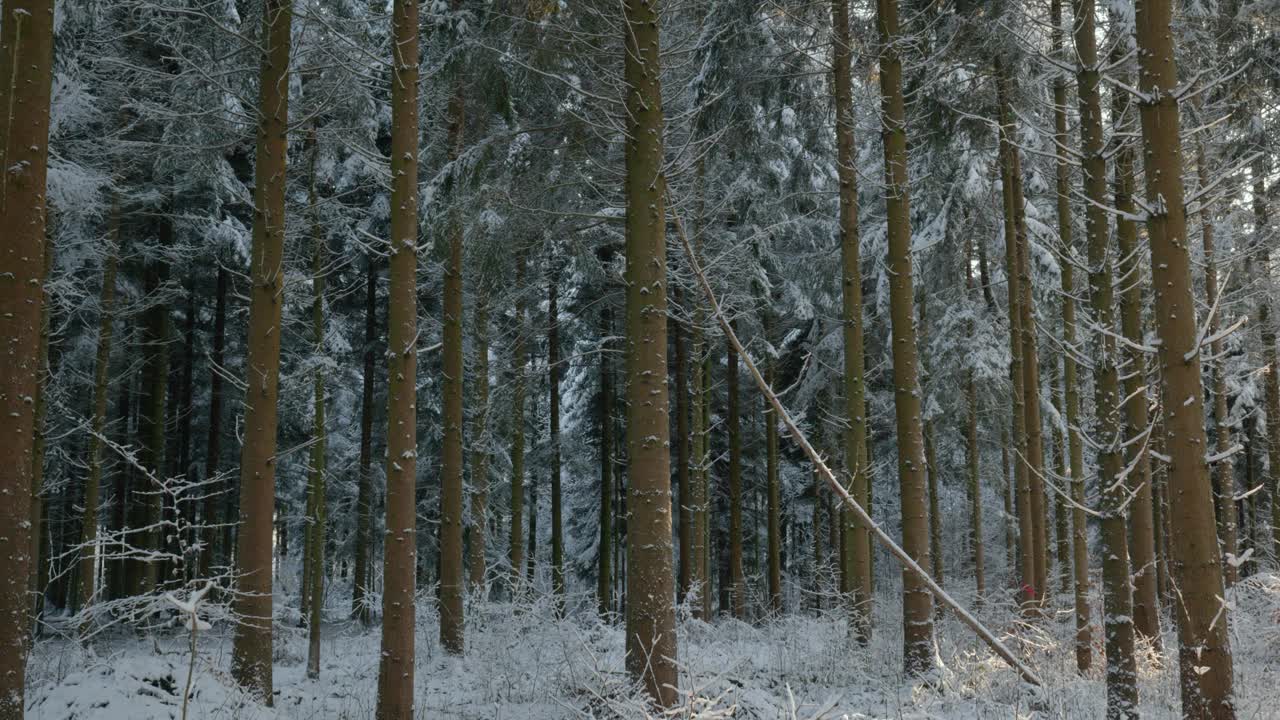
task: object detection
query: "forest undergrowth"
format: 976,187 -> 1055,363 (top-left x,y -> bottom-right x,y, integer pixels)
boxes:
25,573 -> 1280,719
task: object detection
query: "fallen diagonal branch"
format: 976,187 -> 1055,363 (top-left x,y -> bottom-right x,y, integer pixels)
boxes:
669,198 -> 1044,689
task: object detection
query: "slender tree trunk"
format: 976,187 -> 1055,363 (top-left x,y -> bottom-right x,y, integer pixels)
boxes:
438,71 -> 466,656
1069,1 -> 1138,711
139,239 -> 170,593
831,0 -> 873,643
727,339 -> 746,619
468,296 -> 491,592
675,298 -> 691,601
766,360 -> 782,614
352,257 -> 377,623
598,307 -> 614,615
1112,68 -> 1161,643
109,327 -> 134,602
79,195 -> 121,623
304,128 -> 328,679
996,66 -> 1035,608
925,421 -> 943,590
200,263 -> 228,581
621,0 -> 678,702
29,222 -> 54,625
230,0 -> 292,701
548,261 -> 564,603
509,254 -> 528,590
877,0 -> 935,673
1057,136 -> 1093,672
1050,367 -> 1071,596
1001,431 -> 1016,582
375,0 -> 419,713
1134,0 -> 1236,714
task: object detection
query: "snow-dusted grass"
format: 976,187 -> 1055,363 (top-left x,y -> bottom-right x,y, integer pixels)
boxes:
25,573 -> 1280,718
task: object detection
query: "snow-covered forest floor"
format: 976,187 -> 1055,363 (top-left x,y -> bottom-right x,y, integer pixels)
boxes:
26,573 -> 1280,719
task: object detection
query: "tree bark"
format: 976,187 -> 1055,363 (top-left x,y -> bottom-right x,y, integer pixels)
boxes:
230,0 -> 292,702
766,361 -> 782,614
509,254 -> 528,590
304,128 -> 328,679
995,65 -> 1035,608
351,257 -> 376,623
675,297 -> 691,602
727,338 -> 746,619
79,194 -> 121,622
597,307 -> 614,615
375,0 -> 419,713
1113,66 -> 1161,644
832,0 -> 872,643
438,68 -> 466,656
1070,0 -> 1138,711
200,263 -> 228,581
468,296 -> 490,593
877,0 -> 936,674
548,261 -> 564,603
622,0 -> 678,702
0,0 -> 54,702
1133,0 -> 1237,714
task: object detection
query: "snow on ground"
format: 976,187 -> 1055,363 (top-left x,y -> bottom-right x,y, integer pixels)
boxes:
25,574 -> 1280,719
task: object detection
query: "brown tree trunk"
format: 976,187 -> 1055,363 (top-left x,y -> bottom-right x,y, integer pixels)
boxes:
548,261 -> 565,603
0,0 -> 54,703
996,65 -> 1035,608
1070,0 -> 1138,711
598,307 -> 614,615
438,70 -> 466,656
468,296 -> 491,592
831,0 -> 872,643
200,263 -> 228,581
139,238 -> 170,593
351,257 -> 376,623
621,0 -> 678,703
766,360 -> 782,614
79,195 -> 122,622
1113,67 -> 1161,644
877,0 -> 936,674
675,298 -> 691,602
1134,0 -> 1237,714
727,338 -> 746,619
925,421 -> 943,589
509,254 -> 528,590
304,128 -> 328,679
375,0 -> 419,713
230,0 -> 292,702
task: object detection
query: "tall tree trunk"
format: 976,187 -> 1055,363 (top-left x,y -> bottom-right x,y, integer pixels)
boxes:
598,307 -> 614,615
468,296 -> 491,592
351,257 -> 376,623
0,0 -> 54,703
139,238 -> 170,593
1134,0 -> 1237,714
438,70 -> 466,656
675,298 -> 691,602
29,221 -> 54,624
200,263 -> 228,581
876,0 -> 936,674
831,0 -> 872,643
548,261 -> 564,603
766,361 -> 782,614
109,326 -> 134,602
1113,66 -> 1161,643
1001,431 -> 1016,582
727,339 -> 746,619
79,196 -> 121,623
621,0 -> 678,703
996,65 -> 1035,608
1055,82 -> 1093,670
304,128 -> 328,679
375,0 -> 419,713
925,421 -> 943,590
1070,0 -> 1138,711
509,254 -> 528,590
231,0 -> 292,702
1050,364 -> 1071,596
